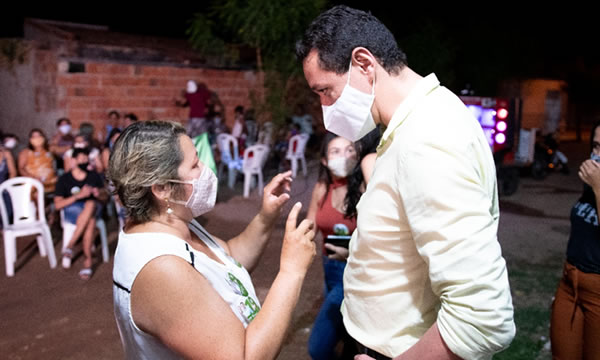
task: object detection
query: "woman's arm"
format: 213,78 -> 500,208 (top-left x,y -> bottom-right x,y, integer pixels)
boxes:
226,171 -> 292,272
4,150 -> 17,178
54,185 -> 92,211
18,149 -> 33,178
63,153 -> 74,173
131,202 -> 316,360
578,159 -> 600,211
306,181 -> 327,224
101,148 -> 110,172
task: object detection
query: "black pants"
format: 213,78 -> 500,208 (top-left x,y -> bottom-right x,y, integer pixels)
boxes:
354,341 -> 392,360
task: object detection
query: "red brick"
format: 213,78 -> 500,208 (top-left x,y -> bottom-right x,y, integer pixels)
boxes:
57,75 -> 100,87
87,63 -> 133,75
100,76 -> 145,87
67,97 -> 97,109
149,99 -> 172,107
141,66 -> 171,76
67,109 -> 90,122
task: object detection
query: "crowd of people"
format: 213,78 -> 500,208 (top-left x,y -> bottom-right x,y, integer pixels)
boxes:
7,5 -> 600,360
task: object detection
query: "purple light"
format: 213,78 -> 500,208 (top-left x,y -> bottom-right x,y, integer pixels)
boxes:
495,133 -> 506,144
496,121 -> 507,132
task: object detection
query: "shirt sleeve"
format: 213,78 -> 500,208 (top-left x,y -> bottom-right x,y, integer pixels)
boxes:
397,142 -> 515,360
54,174 -> 69,198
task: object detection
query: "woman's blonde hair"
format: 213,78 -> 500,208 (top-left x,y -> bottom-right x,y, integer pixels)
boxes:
108,121 -> 186,224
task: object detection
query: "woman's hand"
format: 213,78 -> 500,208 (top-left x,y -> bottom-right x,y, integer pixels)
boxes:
579,159 -> 600,192
324,243 -> 350,261
280,202 -> 316,277
260,171 -> 293,224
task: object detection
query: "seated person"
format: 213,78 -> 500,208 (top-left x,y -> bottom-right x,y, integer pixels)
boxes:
19,128 -> 58,195
54,147 -> 108,280
63,134 -> 103,174
49,117 -> 75,171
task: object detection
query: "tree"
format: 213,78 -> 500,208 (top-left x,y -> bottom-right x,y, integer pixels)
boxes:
187,0 -> 327,125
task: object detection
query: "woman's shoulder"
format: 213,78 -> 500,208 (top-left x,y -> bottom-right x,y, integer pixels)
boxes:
312,180 -> 328,195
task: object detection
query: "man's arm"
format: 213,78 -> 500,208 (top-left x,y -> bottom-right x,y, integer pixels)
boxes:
395,141 -> 515,360
356,323 -> 461,360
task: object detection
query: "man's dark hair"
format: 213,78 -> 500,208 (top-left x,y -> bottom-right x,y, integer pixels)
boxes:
72,147 -> 90,158
234,106 -> 244,115
108,110 -> 120,118
295,5 -> 407,75
124,113 -> 138,122
56,117 -> 71,126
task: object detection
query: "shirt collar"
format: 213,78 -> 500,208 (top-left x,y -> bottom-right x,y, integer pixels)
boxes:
377,73 -> 440,153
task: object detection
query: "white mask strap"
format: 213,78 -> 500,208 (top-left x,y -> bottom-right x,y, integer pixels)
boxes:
347,59 -> 375,95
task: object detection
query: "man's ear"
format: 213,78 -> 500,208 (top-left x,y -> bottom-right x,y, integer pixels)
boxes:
351,47 -> 376,76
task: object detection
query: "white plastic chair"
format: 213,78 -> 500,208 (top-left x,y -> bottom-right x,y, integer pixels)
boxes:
60,207 -> 109,263
217,133 -> 243,189
286,133 -> 309,178
0,177 -> 57,277
242,144 -> 270,198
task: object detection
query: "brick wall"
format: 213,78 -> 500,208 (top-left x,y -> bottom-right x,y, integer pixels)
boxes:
55,60 -> 260,139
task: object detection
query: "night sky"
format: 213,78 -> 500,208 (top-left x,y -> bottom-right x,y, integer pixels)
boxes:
3,3 -> 598,97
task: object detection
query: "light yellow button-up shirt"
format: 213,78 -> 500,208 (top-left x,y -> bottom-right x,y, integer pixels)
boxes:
342,74 -> 515,359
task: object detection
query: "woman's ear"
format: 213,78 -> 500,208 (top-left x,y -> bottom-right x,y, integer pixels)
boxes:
321,157 -> 328,167
151,183 -> 170,203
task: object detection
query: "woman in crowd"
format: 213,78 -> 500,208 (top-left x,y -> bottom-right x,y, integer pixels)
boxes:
306,132 -> 365,360
550,121 -> 600,359
108,120 -> 316,359
63,134 -> 103,173
18,129 -> 57,194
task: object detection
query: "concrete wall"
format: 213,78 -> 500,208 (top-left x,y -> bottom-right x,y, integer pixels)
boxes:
519,79 -> 568,134
0,41 -> 63,141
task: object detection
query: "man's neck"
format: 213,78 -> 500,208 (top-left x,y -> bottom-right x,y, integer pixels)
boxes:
374,66 -> 423,127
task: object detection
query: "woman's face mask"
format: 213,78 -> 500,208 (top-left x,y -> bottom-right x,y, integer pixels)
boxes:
3,138 -> 16,149
59,124 -> 71,135
327,156 -> 358,178
168,166 -> 218,217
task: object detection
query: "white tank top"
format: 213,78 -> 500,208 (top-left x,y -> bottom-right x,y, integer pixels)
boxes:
113,220 -> 261,359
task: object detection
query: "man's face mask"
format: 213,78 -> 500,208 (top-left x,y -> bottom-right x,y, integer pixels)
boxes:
322,62 -> 377,142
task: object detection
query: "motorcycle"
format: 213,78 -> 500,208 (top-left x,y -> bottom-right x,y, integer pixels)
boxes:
531,133 -> 569,180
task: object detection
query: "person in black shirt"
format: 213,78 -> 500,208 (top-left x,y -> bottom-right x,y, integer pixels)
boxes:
54,147 -> 108,280
551,121 -> 600,359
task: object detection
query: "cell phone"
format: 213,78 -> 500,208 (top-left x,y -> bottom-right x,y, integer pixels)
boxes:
325,235 -> 351,254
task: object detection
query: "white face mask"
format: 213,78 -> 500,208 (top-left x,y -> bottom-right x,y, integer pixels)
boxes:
74,142 -> 86,149
327,156 -> 358,178
59,124 -> 71,135
186,80 -> 197,94
169,166 -> 218,217
3,139 -> 16,149
322,62 -> 377,141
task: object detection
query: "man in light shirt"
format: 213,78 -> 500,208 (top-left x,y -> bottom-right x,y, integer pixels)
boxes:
296,6 -> 515,360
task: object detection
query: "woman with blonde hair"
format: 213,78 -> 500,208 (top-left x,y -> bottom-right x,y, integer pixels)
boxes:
109,120 -> 316,359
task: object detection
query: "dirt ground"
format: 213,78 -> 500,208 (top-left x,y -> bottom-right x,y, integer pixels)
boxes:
0,138 -> 590,360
